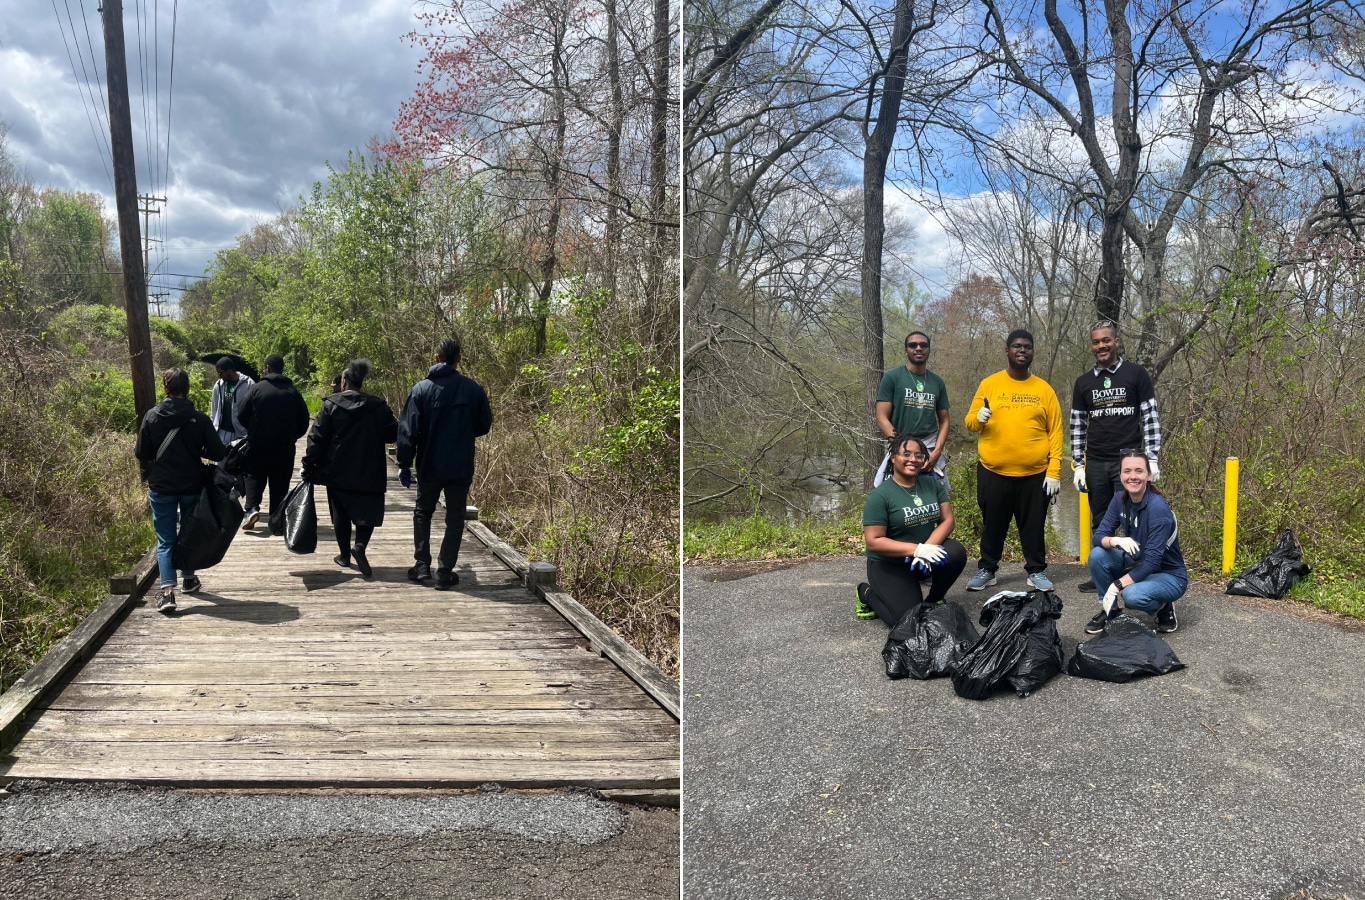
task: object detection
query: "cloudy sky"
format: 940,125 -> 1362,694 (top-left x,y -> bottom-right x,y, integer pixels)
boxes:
0,0 -> 424,311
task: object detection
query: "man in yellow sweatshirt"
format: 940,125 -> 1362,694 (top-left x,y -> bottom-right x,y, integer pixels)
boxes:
962,329 -> 1063,592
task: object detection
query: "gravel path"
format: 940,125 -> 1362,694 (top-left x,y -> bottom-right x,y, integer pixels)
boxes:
683,558 -> 1365,900
0,783 -> 678,899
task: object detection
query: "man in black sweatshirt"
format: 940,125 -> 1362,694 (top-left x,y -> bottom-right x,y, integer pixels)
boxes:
237,354 -> 312,532
133,367 -> 226,613
396,337 -> 493,589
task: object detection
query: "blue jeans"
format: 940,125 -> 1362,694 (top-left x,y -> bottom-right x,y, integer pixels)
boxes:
1088,545 -> 1185,614
149,490 -> 199,588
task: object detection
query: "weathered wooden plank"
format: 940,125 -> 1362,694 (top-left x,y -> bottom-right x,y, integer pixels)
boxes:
37,684 -> 665,711
467,520 -> 531,579
18,720 -> 680,745
109,546 -> 158,595
24,706 -> 675,728
541,591 -> 680,720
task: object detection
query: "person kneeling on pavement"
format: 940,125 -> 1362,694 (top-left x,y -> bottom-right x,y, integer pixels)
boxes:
1085,449 -> 1186,635
857,434 -> 968,624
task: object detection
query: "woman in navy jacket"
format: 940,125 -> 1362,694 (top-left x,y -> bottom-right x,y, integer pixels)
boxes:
1084,449 -> 1187,635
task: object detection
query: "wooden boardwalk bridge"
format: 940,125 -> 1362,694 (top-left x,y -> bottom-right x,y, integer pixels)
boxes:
0,456 -> 679,799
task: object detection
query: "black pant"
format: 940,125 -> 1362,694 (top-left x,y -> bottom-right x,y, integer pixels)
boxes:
864,540 -> 968,625
413,478 -> 470,574
975,462 -> 1048,574
327,488 -> 374,557
1083,456 -> 1123,525
245,447 -> 296,531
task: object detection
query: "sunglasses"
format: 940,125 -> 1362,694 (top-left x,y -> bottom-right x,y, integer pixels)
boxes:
905,341 -> 929,349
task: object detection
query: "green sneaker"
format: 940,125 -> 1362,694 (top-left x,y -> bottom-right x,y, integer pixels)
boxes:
855,583 -> 877,620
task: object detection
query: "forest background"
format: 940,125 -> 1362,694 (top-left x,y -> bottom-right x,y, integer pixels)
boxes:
684,0 -> 1365,621
0,0 -> 679,693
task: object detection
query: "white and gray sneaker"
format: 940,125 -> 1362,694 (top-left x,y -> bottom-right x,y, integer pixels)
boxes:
156,590 -> 177,615
965,568 -> 997,591
1026,571 -> 1055,592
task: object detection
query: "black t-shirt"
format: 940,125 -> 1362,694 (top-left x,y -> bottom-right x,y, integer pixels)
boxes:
1071,361 -> 1155,461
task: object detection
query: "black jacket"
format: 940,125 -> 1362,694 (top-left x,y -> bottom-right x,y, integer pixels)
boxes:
237,372 -> 311,452
396,364 -> 492,482
133,397 -> 226,495
302,390 -> 398,493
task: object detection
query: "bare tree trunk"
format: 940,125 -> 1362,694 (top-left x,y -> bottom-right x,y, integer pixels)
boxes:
604,0 -> 625,291
649,0 -> 672,335
535,12 -> 570,356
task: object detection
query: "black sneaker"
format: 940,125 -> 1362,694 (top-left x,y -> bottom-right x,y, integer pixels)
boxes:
334,554 -> 353,569
1156,603 -> 1178,633
182,575 -> 202,593
434,570 -> 460,591
1078,579 -> 1095,592
352,546 -> 372,577
157,590 -> 177,615
408,563 -> 432,582
1084,609 -> 1111,634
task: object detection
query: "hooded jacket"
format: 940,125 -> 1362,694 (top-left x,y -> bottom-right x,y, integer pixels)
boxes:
302,390 -> 398,493
210,373 -> 254,440
238,372 -> 311,453
396,363 -> 492,482
133,397 -> 226,495
1092,488 -> 1188,588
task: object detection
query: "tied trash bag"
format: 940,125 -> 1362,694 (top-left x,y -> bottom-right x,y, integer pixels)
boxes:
1225,529 -> 1311,599
172,465 -> 244,571
883,601 -> 980,680
281,480 -> 317,554
952,591 -> 1064,700
1066,614 -> 1184,683
221,436 -> 254,477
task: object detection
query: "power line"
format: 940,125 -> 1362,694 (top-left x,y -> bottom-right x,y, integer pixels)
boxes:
164,0 -> 178,195
50,0 -> 113,190
73,0 -> 110,131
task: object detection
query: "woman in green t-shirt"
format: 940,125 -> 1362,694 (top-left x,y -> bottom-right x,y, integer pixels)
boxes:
856,435 -> 968,624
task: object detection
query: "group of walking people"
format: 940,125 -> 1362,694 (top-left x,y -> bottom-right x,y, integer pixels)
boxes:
858,321 -> 1188,635
134,337 -> 491,614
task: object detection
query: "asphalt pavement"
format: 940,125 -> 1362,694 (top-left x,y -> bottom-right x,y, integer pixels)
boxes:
682,558 -> 1365,900
0,783 -> 678,899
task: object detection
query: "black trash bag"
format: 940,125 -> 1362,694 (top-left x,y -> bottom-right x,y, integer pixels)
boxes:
1066,614 -> 1185,683
222,436 -> 254,477
952,590 -> 1060,700
171,467 -> 244,571
1225,529 -> 1311,599
1003,593 -> 1065,697
281,480 -> 317,554
883,601 -> 980,680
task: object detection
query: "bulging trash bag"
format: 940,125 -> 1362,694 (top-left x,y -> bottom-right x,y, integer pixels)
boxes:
222,437 -> 254,477
883,601 -> 980,680
1066,614 -> 1185,683
1225,529 -> 1311,599
1003,593 -> 1065,697
952,590 -> 1062,700
172,469 -> 244,571
282,480 -> 317,554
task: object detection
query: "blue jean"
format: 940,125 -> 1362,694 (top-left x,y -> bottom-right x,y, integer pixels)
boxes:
149,490 -> 199,588
1087,545 -> 1185,614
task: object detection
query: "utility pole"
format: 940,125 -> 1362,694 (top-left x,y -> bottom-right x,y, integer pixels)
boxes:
101,0 -> 156,422
138,193 -> 166,316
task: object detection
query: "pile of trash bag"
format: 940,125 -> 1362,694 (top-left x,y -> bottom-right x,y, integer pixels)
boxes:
883,601 -> 979,680
1066,614 -> 1184,682
952,591 -> 1064,700
172,464 -> 244,572
1225,529 -> 1311,599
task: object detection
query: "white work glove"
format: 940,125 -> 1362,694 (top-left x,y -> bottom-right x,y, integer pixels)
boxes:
976,404 -> 992,424
1073,464 -> 1087,492
1102,582 -> 1122,614
1149,459 -> 1161,481
913,543 -> 947,565
1044,477 -> 1061,498
1111,536 -> 1140,556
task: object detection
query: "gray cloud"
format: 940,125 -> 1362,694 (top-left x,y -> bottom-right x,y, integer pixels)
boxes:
0,0 -> 423,300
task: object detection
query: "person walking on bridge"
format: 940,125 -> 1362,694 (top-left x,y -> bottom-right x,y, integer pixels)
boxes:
963,329 -> 1063,593
874,331 -> 950,488
397,337 -> 493,591
134,367 -> 226,614
302,359 -> 398,578
237,354 -> 311,533
1070,320 -> 1162,592
210,357 -> 254,448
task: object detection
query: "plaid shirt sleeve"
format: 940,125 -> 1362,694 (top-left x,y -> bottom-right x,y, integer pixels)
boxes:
1069,407 -> 1088,464
1140,398 -> 1162,459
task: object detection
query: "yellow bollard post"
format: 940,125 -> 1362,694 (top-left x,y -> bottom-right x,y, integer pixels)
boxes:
1223,457 -> 1239,573
1079,491 -> 1090,566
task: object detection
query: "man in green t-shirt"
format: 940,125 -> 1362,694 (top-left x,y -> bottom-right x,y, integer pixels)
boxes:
874,331 -> 950,487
